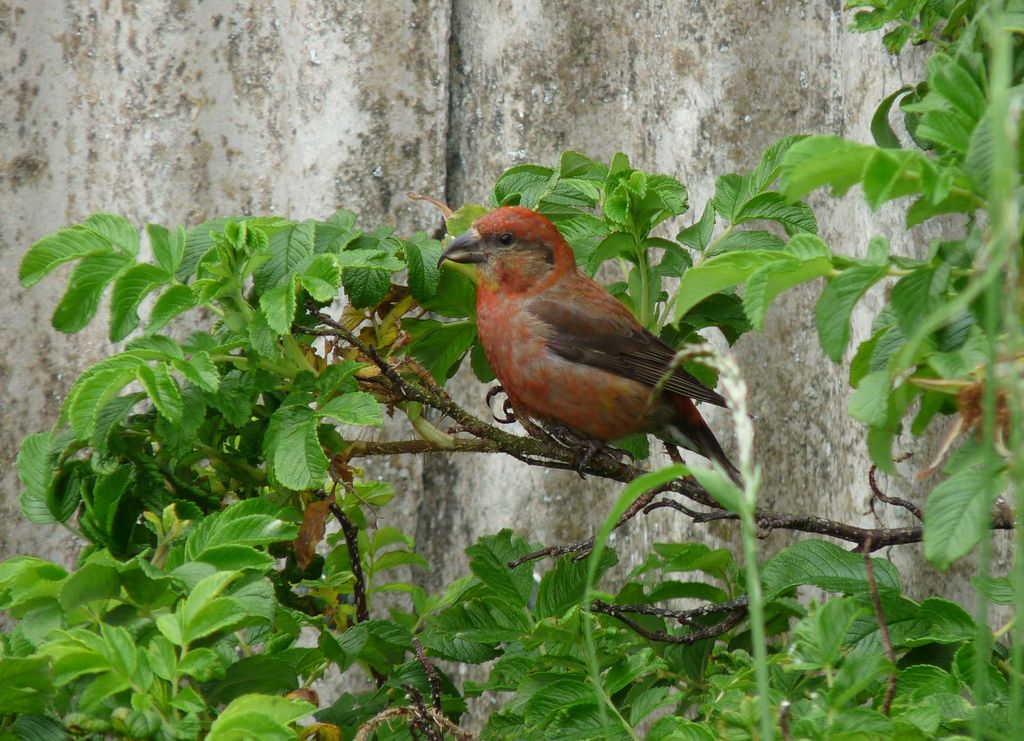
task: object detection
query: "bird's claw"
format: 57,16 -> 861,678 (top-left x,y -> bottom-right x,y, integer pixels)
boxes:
486,385 -> 517,424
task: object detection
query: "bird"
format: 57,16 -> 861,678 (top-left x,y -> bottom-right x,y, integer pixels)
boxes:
437,206 -> 741,484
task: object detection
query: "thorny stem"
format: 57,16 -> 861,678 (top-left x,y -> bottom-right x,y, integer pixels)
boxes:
864,539 -> 898,715
329,500 -> 386,688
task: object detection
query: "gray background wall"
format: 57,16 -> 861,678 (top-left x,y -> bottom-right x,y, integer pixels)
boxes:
1,0 -> 1009,648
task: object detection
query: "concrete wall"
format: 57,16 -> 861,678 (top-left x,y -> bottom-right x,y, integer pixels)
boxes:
1,0 -> 1007,631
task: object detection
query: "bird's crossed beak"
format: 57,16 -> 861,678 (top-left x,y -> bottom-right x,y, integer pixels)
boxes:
437,228 -> 485,268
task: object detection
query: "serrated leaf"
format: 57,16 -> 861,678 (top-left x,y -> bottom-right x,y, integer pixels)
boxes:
676,201 -> 716,251
341,263 -> 391,308
814,265 -> 887,362
743,255 -> 833,329
19,226 -> 111,287
147,284 -> 197,334
52,251 -> 135,333
733,191 -> 817,235
673,249 -> 785,321
171,351 -> 220,393
299,254 -> 341,302
780,135 -> 874,200
254,221 -> 314,293
708,229 -> 785,256
67,366 -> 139,438
404,234 -> 443,302
586,232 -> 636,275
916,108 -> 974,153
924,458 -> 1006,571
264,405 -> 327,491
147,223 -> 185,274
260,277 -> 297,335
761,539 -> 900,600
83,213 -> 139,255
58,563 -> 121,611
109,263 -> 171,341
317,392 -> 383,426
136,363 -> 183,423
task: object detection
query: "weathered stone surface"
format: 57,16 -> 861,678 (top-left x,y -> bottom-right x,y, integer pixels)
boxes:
1,0 -> 1008,710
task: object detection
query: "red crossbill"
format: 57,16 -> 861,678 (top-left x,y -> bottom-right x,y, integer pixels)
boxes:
439,206 -> 741,483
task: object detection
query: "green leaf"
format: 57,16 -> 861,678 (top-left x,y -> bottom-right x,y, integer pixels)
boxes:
259,277 -> 297,335
708,229 -> 785,256
405,319 -> 477,382
341,262 -> 391,308
928,53 -> 985,121
52,251 -> 135,333
673,250 -> 784,321
814,265 -> 887,362
171,351 -> 220,393
147,223 -> 185,274
492,165 -> 554,208
916,109 -> 974,153
254,221 -> 314,292
208,695 -> 315,741
298,254 -> 341,302
536,554 -> 610,620
871,85 -> 913,148
136,362 -> 183,423
204,656 -> 297,705
586,232 -> 636,275
761,539 -> 900,601
58,563 -> 121,611
790,597 -> 865,668
446,203 -> 491,235
404,234 -> 443,302
649,717 -> 715,741
780,135 -> 874,200
466,530 -> 534,607
317,392 -> 383,426
67,364 -> 140,438
147,284 -> 197,334
732,191 -> 817,235
17,431 -> 79,525
676,201 -> 715,251
109,263 -> 171,340
862,149 -> 932,210
264,405 -> 328,491
83,213 -> 139,255
687,465 -> 742,512
0,657 -> 56,714
848,369 -> 891,426
19,226 -> 111,287
743,255 -> 833,330
924,456 -> 1006,571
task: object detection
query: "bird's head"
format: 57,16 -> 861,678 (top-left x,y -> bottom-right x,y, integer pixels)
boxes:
438,207 -> 576,294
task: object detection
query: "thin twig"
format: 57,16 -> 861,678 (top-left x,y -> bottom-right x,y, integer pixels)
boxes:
591,601 -> 747,644
864,538 -> 898,714
413,638 -> 443,713
354,706 -> 473,741
868,463 -> 924,522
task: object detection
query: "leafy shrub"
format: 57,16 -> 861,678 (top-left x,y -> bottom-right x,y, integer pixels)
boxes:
2,1 -> 1022,739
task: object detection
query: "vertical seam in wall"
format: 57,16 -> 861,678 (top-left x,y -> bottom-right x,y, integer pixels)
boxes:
441,0 -> 458,210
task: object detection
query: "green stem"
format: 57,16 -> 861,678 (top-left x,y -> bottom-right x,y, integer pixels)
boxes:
739,489 -> 774,741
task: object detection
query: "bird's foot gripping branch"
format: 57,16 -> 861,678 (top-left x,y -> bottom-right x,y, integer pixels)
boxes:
5,6 -> 1024,737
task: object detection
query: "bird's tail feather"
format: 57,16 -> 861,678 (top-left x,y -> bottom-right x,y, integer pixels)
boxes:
663,419 -> 743,487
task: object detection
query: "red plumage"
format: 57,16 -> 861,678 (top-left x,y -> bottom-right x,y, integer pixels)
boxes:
439,206 -> 741,482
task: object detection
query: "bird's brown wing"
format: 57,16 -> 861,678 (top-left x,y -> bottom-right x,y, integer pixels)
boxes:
528,295 -> 728,408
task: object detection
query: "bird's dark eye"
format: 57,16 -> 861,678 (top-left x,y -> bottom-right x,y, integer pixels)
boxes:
498,233 -> 514,246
